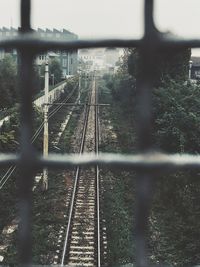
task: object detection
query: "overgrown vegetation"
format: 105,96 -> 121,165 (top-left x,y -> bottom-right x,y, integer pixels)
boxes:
99,81 -> 136,266
0,55 -> 18,109
0,56 -> 63,114
0,104 -> 43,244
0,104 -> 43,153
100,47 -> 200,266
0,77 -> 80,264
37,58 -> 63,92
30,78 -> 88,264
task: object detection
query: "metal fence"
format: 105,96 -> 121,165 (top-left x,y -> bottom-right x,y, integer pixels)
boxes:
1,0 -> 200,266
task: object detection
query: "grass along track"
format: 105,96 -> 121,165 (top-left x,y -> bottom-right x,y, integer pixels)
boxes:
0,86 -> 83,264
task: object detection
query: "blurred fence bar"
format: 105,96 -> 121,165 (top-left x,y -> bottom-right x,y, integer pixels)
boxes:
0,0 -> 199,265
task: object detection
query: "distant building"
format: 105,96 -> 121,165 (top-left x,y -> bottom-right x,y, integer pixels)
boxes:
0,27 -> 18,38
0,27 -> 78,78
191,57 -> 200,79
0,27 -> 18,61
78,48 -> 121,74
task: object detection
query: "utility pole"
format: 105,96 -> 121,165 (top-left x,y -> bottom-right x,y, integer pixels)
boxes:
67,52 -> 70,76
42,61 -> 49,191
78,73 -> 81,104
51,74 -> 54,86
189,60 -> 193,80
85,73 -> 87,88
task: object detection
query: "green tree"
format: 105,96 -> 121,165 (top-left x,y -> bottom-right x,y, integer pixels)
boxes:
0,104 -> 43,152
33,64 -> 44,94
49,58 -> 62,84
153,80 -> 200,153
104,47 -> 200,266
39,58 -> 62,89
128,48 -> 191,85
0,55 -> 17,109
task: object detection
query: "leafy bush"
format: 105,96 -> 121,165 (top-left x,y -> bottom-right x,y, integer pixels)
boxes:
101,48 -> 200,266
153,80 -> 200,153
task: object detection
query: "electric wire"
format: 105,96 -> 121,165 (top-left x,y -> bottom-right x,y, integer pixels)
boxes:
0,83 -> 78,189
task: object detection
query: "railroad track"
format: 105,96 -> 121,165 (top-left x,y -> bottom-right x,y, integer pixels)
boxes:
0,84 -> 78,189
59,77 -> 107,266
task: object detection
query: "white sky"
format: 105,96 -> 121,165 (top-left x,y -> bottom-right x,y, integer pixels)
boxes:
0,0 -> 200,54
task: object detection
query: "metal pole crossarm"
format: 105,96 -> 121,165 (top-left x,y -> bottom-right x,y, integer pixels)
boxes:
46,103 -> 110,106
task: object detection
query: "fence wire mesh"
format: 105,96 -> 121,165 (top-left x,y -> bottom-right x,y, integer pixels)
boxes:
0,0 -> 199,265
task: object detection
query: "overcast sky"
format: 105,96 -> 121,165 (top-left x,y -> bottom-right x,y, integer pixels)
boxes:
0,0 -> 200,54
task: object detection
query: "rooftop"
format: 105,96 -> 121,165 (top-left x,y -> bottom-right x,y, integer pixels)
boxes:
0,27 -> 78,38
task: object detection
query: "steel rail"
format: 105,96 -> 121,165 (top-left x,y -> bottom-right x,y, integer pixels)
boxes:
61,77 -> 102,266
3,0 -> 200,264
0,166 -> 16,189
61,86 -> 92,265
48,84 -> 78,117
32,83 -> 78,142
0,166 -> 14,184
0,84 -> 78,189
95,78 -> 101,267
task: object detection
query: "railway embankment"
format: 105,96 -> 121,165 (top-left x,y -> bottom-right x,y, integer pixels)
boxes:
1,75 -> 138,266
99,94 -> 136,266
0,82 -> 80,264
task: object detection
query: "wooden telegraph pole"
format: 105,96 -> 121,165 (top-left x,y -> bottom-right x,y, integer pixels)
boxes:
42,61 -> 49,191
78,73 -> 81,104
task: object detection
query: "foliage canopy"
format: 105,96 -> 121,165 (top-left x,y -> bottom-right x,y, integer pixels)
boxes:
0,55 -> 18,109
102,47 -> 200,266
